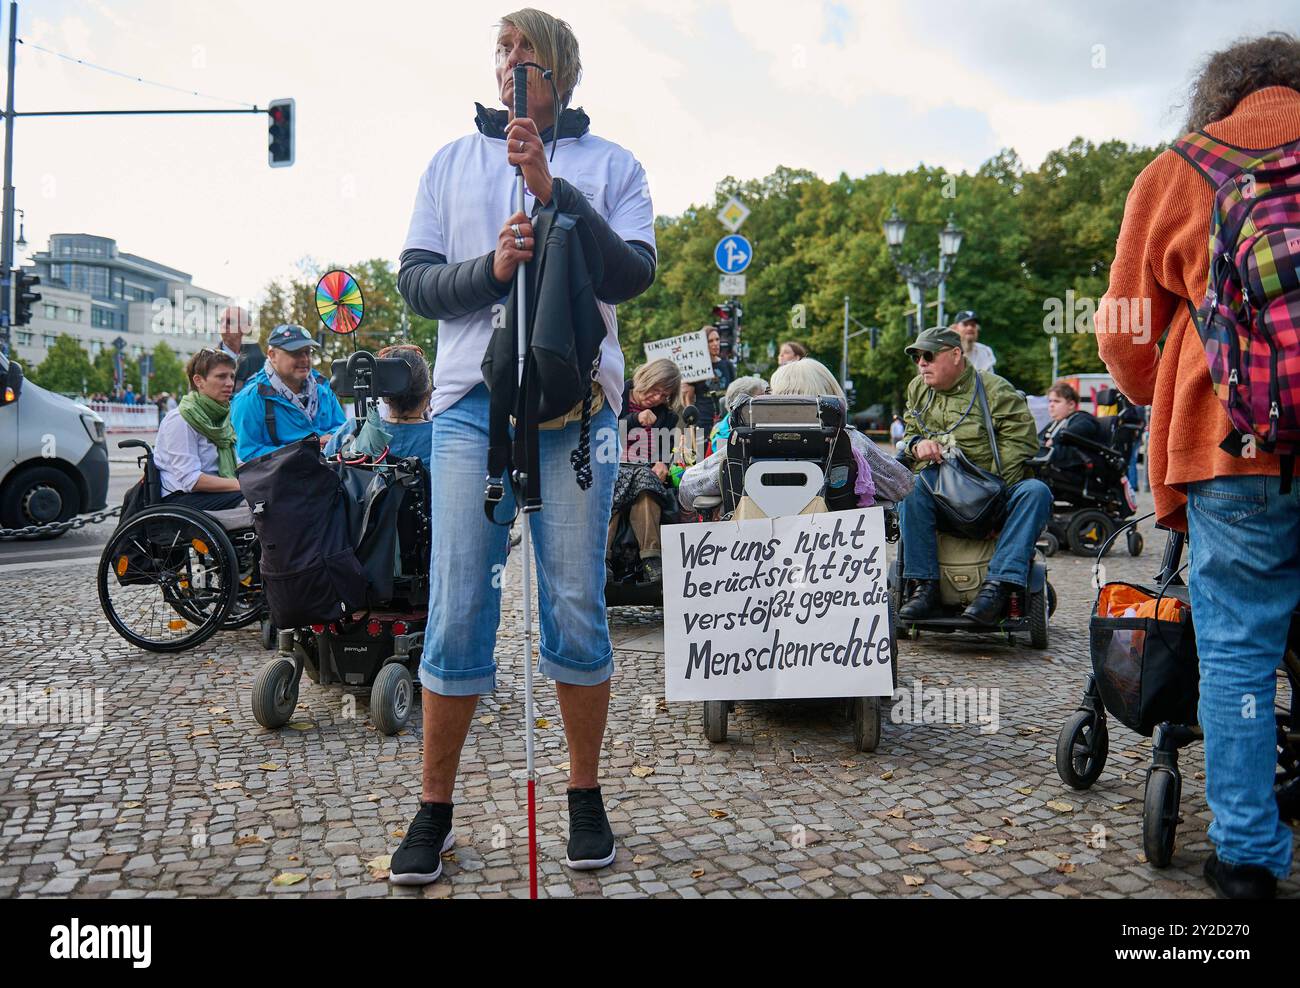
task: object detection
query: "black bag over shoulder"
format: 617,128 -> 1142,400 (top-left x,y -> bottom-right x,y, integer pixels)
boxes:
237,437 -> 369,628
917,373 -> 1009,540
481,201 -> 605,514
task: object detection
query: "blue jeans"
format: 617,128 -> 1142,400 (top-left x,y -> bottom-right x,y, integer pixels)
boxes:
420,384 -> 619,696
900,473 -> 1052,587
1187,474 -> 1297,879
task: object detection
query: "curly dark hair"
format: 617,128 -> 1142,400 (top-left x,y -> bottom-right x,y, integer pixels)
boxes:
1184,33 -> 1300,133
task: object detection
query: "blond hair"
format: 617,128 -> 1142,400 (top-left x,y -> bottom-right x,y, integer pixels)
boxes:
631,358 -> 682,410
500,8 -> 583,106
769,358 -> 846,405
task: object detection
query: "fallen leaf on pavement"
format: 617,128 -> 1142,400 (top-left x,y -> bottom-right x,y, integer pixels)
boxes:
121,801 -> 142,809
258,762 -> 279,771
535,717 -> 550,729
880,770 -> 894,781
903,875 -> 924,886
690,868 -> 705,878
907,842 -> 927,852
1045,800 -> 1074,813
235,835 -> 265,847
286,722 -> 315,731
213,781 -> 241,791
886,807 -> 905,819
366,854 -> 392,880
478,715 -> 495,726
708,809 -> 729,820
630,765 -> 655,778
1056,861 -> 1076,874
633,855 -> 646,865
1015,787 -> 1034,795
208,706 -> 227,714
187,729 -> 210,740
963,840 -> 991,854
271,873 -> 306,887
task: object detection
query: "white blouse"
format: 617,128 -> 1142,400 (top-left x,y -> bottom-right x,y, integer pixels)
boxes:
154,408 -> 220,496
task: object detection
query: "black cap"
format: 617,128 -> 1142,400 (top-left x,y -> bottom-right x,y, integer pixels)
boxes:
266,324 -> 319,352
905,326 -> 963,357
952,310 -> 979,325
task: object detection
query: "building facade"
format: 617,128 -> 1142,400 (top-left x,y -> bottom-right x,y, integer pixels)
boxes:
16,233 -> 231,373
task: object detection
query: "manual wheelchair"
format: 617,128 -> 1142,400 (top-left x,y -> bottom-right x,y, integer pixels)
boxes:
97,439 -> 266,653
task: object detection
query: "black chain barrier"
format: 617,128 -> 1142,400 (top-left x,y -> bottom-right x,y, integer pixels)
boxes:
0,505 -> 122,542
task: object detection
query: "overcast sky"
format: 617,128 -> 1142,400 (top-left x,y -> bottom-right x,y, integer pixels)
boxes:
12,0 -> 1297,306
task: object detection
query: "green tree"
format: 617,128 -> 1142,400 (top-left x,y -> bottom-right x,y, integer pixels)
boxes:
30,336 -> 95,395
148,340 -> 186,396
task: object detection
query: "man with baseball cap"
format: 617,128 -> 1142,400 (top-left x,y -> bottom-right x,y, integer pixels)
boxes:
230,324 -> 347,461
897,326 -> 1048,624
951,310 -> 997,374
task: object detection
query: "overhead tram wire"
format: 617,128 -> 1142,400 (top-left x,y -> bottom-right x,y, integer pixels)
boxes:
16,38 -> 258,110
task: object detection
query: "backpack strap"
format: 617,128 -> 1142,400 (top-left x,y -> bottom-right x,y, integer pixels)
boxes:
257,384 -> 280,446
1172,130 -> 1271,190
974,372 -> 1003,477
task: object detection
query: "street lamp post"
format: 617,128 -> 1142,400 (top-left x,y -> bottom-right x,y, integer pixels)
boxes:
882,206 -> 963,335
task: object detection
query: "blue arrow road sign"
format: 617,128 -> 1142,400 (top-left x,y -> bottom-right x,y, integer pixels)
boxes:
714,234 -> 752,274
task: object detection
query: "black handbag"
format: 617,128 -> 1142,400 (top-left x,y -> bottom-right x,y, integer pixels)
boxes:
917,374 -> 1008,540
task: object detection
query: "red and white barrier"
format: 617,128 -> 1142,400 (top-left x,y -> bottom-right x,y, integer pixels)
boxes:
90,402 -> 161,432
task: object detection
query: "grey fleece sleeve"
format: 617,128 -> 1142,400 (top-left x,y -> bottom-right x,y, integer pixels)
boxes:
397,248 -> 509,321
548,177 -> 657,305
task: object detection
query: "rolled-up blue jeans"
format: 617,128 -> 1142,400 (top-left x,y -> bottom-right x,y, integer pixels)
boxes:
420,383 -> 619,696
1187,474 -> 1297,879
900,471 -> 1051,587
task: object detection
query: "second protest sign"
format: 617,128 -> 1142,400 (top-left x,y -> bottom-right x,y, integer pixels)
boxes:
663,508 -> 894,702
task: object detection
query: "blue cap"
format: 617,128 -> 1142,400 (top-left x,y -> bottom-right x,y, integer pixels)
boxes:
267,324 -> 319,352
952,310 -> 979,325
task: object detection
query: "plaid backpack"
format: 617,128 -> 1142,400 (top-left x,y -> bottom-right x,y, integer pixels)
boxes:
1174,130 -> 1300,486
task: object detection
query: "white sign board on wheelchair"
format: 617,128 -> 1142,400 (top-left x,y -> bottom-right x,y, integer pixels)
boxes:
663,507 -> 893,702
643,329 -> 714,383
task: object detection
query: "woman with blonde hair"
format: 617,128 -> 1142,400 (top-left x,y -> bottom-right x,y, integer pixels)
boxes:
610,358 -> 682,583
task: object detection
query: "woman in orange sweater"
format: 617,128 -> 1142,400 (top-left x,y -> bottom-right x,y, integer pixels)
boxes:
1097,34 -> 1300,898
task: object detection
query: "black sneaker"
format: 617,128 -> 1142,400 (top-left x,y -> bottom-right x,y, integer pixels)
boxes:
389,801 -> 455,885
1203,851 -> 1277,899
565,786 -> 616,870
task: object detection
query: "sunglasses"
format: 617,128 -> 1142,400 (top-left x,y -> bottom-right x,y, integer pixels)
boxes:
910,346 -> 954,365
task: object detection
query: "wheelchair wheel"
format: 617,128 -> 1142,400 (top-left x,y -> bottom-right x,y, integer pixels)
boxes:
1126,529 -> 1144,557
851,696 -> 882,752
1067,510 -> 1114,557
97,506 -> 238,653
1028,586 -> 1049,649
251,655 -> 300,729
1143,767 -> 1181,868
1056,709 -> 1108,790
370,662 -> 414,736
1038,531 -> 1059,557
703,701 -> 728,743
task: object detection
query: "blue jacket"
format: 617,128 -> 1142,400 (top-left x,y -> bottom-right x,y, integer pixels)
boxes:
231,369 -> 347,461
323,418 -> 432,463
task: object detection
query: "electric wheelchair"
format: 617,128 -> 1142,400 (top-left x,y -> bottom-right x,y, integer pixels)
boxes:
249,350 -> 432,736
687,393 -> 899,752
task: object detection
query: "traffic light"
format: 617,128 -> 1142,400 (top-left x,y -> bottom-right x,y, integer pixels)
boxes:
268,98 -> 295,167
14,269 -> 40,327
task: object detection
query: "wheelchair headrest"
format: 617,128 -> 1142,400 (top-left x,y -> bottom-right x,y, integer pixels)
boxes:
730,394 -> 845,433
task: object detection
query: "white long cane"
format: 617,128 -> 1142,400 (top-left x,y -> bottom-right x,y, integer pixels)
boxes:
511,64 -> 539,900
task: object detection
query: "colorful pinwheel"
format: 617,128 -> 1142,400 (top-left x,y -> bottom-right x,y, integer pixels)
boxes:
316,269 -> 364,335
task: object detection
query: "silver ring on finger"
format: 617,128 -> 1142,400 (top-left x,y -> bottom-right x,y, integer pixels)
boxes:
515,235 -> 525,250
510,223 -> 522,238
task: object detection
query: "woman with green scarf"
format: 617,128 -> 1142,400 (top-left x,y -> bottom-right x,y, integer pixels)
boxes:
153,348 -> 245,510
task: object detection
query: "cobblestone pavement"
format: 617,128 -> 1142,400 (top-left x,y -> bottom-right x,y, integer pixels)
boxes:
1,493 -> 1296,899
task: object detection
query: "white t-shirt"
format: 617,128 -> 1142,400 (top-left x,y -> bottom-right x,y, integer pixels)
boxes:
403,123 -> 655,418
154,408 -> 219,496
968,340 -> 997,374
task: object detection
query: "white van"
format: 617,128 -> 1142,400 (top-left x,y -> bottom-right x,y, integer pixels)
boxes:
0,349 -> 109,538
